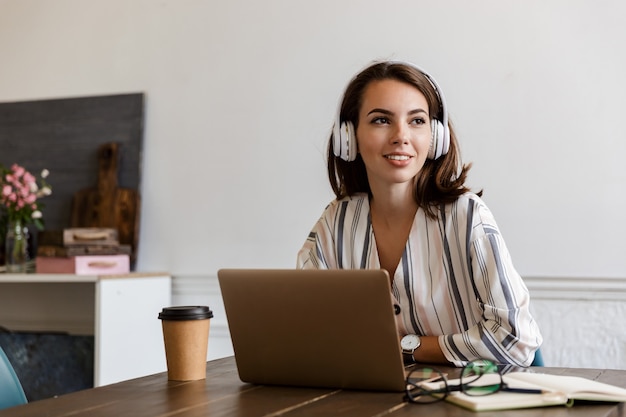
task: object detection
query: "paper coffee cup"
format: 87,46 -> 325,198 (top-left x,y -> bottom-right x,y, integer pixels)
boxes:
158,306 -> 213,381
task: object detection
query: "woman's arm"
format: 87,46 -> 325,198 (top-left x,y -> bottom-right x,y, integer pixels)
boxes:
412,336 -> 450,364
439,230 -> 543,367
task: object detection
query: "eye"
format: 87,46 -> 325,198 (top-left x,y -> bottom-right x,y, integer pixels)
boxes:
410,117 -> 427,125
371,116 -> 390,125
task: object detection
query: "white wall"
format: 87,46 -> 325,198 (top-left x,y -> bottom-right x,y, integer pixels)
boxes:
1,0 -> 624,278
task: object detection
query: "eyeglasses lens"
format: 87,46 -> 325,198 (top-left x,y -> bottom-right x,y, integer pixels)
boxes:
460,359 -> 502,396
405,367 -> 447,403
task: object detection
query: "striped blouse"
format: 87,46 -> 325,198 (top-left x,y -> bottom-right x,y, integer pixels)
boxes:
296,192 -> 542,367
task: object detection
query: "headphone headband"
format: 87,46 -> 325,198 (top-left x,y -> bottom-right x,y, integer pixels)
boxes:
333,61 -> 450,161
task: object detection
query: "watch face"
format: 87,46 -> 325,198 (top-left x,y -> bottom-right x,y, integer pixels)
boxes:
401,334 -> 420,350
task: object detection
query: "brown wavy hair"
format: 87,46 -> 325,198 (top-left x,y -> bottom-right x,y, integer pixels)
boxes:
327,61 -> 479,218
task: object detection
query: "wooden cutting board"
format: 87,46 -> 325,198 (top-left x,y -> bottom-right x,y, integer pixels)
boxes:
70,142 -> 140,264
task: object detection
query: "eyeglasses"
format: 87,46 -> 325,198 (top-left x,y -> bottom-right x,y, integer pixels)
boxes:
405,359 -> 543,404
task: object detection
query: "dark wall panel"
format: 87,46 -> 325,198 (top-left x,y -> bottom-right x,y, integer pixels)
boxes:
0,93 -> 144,231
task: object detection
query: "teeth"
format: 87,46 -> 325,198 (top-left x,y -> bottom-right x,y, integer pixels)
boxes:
385,155 -> 410,161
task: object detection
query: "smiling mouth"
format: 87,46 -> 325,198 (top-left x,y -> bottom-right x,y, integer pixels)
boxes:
384,154 -> 412,161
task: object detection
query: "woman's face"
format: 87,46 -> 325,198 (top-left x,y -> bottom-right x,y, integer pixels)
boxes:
355,78 -> 432,192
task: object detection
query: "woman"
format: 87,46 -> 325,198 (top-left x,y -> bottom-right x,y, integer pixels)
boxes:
297,61 -> 542,367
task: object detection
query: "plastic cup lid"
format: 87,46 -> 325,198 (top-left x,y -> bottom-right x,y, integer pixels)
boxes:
158,306 -> 213,320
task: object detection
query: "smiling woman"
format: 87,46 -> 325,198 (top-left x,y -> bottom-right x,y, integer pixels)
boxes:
355,78 -> 433,279
297,61 -> 543,369
355,79 -> 432,193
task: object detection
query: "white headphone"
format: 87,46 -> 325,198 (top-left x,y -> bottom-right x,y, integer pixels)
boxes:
332,61 -> 450,162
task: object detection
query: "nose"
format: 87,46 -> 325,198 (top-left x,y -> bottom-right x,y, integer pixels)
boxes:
391,123 -> 410,145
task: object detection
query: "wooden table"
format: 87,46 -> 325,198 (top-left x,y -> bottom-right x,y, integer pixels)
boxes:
2,357 -> 625,417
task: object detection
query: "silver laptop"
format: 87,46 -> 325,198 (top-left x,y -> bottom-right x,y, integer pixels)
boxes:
217,268 -> 407,392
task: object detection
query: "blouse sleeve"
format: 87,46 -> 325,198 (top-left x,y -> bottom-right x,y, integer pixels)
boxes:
439,201 -> 543,367
296,195 -> 373,270
296,203 -> 335,270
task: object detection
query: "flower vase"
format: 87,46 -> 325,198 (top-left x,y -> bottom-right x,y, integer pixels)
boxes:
5,219 -> 30,273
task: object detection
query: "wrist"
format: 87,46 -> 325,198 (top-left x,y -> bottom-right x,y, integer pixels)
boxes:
400,334 -> 421,364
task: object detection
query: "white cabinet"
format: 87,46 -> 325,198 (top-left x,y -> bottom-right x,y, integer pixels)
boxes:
0,273 -> 171,386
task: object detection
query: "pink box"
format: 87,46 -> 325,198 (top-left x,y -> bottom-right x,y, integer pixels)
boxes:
36,255 -> 130,275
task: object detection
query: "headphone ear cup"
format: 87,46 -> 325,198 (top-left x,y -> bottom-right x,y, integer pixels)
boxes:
332,122 -> 342,158
428,119 -> 449,160
345,122 -> 357,161
334,121 -> 357,161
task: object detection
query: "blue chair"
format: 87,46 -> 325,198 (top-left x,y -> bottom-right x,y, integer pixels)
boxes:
0,345 -> 27,409
530,348 -> 544,367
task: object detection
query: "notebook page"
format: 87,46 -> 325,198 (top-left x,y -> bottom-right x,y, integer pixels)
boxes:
506,372 -> 626,402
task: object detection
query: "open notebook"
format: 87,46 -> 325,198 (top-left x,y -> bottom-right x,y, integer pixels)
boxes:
422,371 -> 626,411
217,268 -> 407,392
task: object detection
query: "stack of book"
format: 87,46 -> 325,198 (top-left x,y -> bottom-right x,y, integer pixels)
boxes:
36,228 -> 131,275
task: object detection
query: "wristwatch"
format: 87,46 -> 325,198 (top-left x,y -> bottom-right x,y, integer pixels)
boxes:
401,334 -> 421,362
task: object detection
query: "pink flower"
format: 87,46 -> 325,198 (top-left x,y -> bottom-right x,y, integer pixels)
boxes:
12,164 -> 25,177
1,164 -> 52,228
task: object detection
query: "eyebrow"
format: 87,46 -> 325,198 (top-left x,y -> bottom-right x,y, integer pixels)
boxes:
366,108 -> 428,116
